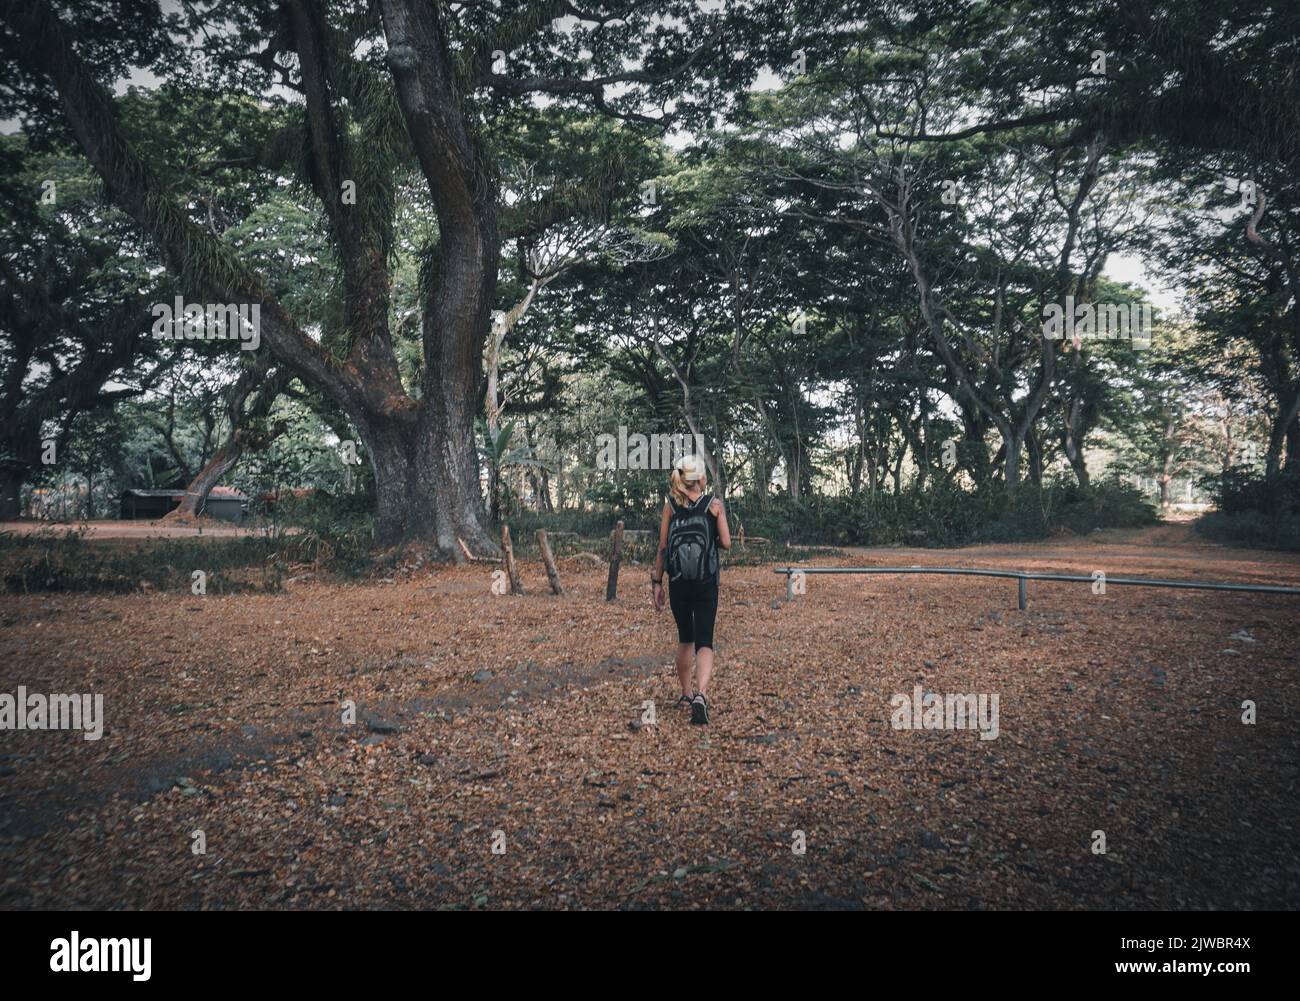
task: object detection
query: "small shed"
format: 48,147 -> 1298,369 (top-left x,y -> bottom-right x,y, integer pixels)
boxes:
202,487 -> 248,522
119,486 -> 248,523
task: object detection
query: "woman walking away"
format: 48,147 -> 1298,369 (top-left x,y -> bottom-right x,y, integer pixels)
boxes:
652,454 -> 730,725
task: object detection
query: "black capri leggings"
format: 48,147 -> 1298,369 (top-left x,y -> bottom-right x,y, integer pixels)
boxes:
668,578 -> 719,650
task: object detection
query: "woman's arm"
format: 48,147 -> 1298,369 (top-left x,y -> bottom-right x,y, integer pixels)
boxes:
709,496 -> 732,549
654,501 -> 672,578
652,501 -> 671,609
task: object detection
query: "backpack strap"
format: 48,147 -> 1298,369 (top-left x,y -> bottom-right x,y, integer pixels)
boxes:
671,492 -> 710,514
699,493 -> 718,572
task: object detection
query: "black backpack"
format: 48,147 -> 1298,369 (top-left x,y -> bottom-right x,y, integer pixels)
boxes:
667,493 -> 718,583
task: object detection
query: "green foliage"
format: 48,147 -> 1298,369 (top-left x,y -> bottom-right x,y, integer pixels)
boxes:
0,488 -> 384,593
1048,479 -> 1160,536
1190,509 -> 1300,551
479,418 -> 552,474
0,527 -> 283,594
258,489 -> 376,577
506,477 -> 1157,560
1197,510 -> 1300,552
1195,467 -> 1300,551
727,479 -> 1156,549
3,0 -> 1296,557
1202,466 -> 1300,517
583,475 -> 660,516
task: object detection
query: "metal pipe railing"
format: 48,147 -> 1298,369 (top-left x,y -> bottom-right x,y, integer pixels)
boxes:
774,565 -> 1300,609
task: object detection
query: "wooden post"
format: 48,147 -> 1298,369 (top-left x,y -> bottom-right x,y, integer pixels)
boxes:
502,524 -> 524,595
457,536 -> 501,564
536,529 -> 565,595
605,519 -> 625,601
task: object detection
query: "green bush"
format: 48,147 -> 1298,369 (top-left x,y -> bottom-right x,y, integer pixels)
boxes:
2,473 -> 1170,594
1194,467 -> 1300,551
0,491 -> 383,593
1201,466 -> 1300,516
263,490 -> 376,576
1196,510 -> 1300,551
0,528 -> 285,594
1051,478 -> 1159,535
718,476 -> 1154,549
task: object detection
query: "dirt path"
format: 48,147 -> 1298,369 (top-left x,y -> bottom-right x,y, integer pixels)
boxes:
2,530 -> 1297,909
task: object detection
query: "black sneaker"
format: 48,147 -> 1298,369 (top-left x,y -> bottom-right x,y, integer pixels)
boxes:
676,694 -> 694,713
690,693 -> 709,725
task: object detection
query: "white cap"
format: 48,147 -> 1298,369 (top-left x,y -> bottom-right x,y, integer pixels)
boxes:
674,453 -> 706,480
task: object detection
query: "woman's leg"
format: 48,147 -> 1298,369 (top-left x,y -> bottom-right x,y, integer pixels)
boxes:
692,583 -> 720,695
695,646 -> 713,695
668,583 -> 697,698
675,642 -> 696,697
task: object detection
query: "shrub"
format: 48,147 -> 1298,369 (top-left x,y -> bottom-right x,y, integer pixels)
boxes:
0,489 -> 383,593
0,527 -> 284,594
710,477 -> 1155,550
1195,466 -> 1300,551
1196,510 -> 1300,550
264,491 -> 376,577
1201,466 -> 1300,516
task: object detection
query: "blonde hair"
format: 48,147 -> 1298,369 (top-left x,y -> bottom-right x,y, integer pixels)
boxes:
669,453 -> 707,508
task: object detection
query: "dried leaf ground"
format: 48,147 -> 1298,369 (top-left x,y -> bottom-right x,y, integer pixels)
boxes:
2,524 -> 1298,909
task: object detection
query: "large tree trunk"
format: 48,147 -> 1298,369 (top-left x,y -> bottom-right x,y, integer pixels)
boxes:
0,465 -> 24,520
6,0 -> 498,559
1265,385 -> 1300,484
783,441 -> 803,499
1000,430 -> 1021,491
899,413 -> 928,490
380,0 -> 499,553
167,362 -> 287,522
1062,397 -> 1091,489
1025,430 -> 1044,486
169,445 -> 243,522
751,449 -> 771,508
1066,443 -> 1090,490
362,403 -> 491,551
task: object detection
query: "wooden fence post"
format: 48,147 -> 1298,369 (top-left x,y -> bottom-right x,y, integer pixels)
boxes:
537,529 -> 565,595
502,524 -> 524,595
605,520 -> 625,601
